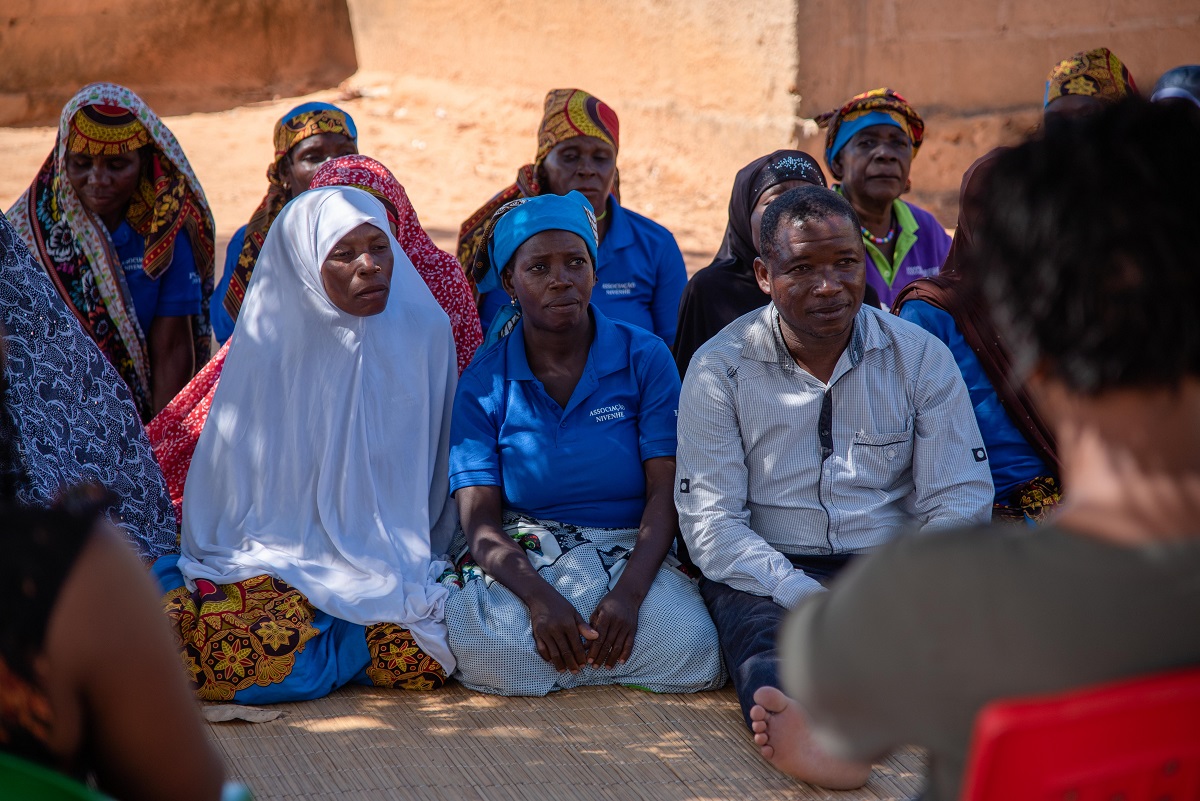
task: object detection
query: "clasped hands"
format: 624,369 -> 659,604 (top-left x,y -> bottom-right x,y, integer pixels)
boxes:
526,584 -> 642,673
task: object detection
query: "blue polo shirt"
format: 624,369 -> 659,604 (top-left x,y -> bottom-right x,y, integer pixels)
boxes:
899,300 -> 1049,499
211,223 -> 248,344
111,221 -> 202,335
450,305 -> 681,528
477,200 -> 688,344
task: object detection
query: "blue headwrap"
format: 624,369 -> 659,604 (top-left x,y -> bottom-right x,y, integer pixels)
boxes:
478,191 -> 598,294
827,111 -> 905,164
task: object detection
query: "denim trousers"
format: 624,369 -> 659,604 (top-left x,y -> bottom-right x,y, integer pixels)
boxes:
699,553 -> 852,728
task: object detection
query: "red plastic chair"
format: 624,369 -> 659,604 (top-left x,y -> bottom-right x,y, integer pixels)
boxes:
960,667 -> 1200,801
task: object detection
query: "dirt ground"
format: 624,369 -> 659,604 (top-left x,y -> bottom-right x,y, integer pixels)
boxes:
0,73 -> 749,278
2,70 -> 1032,284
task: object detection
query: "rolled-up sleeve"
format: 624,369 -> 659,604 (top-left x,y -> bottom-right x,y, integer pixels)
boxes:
675,360 -> 824,607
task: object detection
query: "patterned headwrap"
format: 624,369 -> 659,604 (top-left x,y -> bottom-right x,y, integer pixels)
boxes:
309,155 -> 482,374
66,104 -> 151,155
6,82 -> 215,423
1044,48 -> 1138,107
457,88 -> 618,288
815,88 -> 925,170
222,102 -> 357,323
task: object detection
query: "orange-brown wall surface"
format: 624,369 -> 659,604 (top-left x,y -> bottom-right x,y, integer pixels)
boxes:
0,0 -> 357,127
793,0 -> 1200,218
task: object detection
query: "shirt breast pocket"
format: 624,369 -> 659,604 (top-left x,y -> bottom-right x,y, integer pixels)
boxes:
848,427 -> 914,492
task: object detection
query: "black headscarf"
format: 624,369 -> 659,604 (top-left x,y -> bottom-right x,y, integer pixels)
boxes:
673,151 -> 825,375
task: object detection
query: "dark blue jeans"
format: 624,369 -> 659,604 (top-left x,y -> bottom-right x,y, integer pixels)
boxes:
700,553 -> 852,729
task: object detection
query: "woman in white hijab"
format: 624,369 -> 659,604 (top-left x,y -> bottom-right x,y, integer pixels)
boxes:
152,186 -> 458,702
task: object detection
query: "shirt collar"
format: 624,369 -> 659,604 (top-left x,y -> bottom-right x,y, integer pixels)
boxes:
743,303 -> 888,371
600,198 -> 633,252
504,304 -> 624,380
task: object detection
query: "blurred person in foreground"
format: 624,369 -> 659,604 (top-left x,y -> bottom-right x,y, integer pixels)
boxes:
753,98 -> 1200,800
0,330 -> 223,799
890,47 -> 1140,521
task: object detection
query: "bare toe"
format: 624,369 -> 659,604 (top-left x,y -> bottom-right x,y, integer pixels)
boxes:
752,685 -> 790,714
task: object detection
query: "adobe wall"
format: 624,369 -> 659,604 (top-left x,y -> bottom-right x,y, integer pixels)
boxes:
0,0 -> 357,127
793,0 -> 1200,221
345,0 -> 803,224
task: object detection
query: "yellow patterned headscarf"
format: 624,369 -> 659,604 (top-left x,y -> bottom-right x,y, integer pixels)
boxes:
223,102 -> 358,322
1045,48 -> 1138,106
534,88 -> 620,167
67,104 -> 151,155
457,88 -> 620,282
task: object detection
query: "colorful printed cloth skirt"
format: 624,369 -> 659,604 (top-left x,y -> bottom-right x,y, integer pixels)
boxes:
992,475 -> 1062,525
438,513 -> 726,697
153,555 -> 446,703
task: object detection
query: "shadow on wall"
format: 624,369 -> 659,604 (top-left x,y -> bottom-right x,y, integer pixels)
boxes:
0,0 -> 358,127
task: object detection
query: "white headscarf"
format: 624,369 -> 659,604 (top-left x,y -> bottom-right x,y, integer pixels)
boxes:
178,186 -> 457,671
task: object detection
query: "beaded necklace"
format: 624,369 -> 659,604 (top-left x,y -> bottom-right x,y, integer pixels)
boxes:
861,218 -> 897,246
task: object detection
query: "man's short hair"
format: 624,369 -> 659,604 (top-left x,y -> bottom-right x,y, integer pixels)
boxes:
975,98 -> 1200,394
758,185 -> 862,263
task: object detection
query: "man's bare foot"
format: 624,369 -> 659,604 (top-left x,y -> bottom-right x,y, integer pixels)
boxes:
749,686 -> 873,790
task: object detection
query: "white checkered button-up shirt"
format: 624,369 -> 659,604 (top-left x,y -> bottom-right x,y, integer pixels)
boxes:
676,304 -> 993,608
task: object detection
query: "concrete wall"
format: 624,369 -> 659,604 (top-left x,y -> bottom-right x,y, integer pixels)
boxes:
0,0 -> 357,126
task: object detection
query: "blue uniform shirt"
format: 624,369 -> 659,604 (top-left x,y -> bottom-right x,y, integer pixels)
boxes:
210,223 -> 248,344
899,300 -> 1049,499
111,222 -> 201,335
450,305 -> 680,528
477,200 -> 687,344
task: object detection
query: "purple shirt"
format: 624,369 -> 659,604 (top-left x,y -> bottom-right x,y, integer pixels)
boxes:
862,199 -> 952,309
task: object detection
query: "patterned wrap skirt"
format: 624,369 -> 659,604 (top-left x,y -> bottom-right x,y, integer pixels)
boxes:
439,513 -> 726,697
153,555 -> 446,703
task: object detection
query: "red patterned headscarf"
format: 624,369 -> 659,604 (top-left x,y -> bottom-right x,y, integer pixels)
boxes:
222,102 -> 357,323
456,88 -> 619,285
309,156 -> 481,373
1044,47 -> 1138,106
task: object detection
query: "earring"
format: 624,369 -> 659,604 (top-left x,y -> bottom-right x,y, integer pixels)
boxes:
509,295 -> 520,308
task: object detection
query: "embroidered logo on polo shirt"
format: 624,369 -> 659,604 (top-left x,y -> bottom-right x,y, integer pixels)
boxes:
679,478 -> 690,493
601,281 -> 636,297
589,403 -> 626,422
972,448 -> 988,462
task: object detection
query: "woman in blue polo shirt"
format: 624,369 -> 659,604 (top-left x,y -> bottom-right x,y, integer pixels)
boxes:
457,88 -> 687,346
443,191 -> 723,697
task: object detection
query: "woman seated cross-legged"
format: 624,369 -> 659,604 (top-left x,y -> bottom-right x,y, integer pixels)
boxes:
442,191 -> 725,696
154,186 -> 458,702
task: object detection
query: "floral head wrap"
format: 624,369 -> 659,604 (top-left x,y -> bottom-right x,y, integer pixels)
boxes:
456,88 -> 618,286
6,82 -> 215,422
309,155 -> 482,372
1044,48 -> 1138,107
815,88 -> 925,170
223,102 -> 357,323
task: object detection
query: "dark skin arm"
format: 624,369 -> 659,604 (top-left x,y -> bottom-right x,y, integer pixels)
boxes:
149,315 -> 194,416
45,525 -> 224,801
585,455 -> 678,668
456,485 -> 599,672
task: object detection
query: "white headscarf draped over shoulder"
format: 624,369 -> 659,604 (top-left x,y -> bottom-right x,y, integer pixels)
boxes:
178,186 -> 457,671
